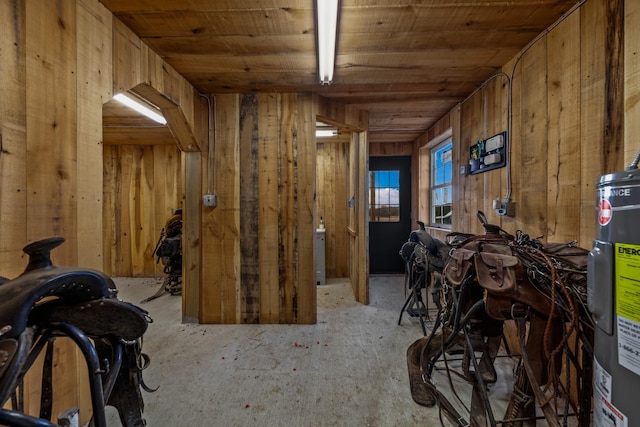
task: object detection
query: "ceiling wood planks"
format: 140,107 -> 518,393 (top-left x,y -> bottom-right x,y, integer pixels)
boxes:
99,0 -> 578,144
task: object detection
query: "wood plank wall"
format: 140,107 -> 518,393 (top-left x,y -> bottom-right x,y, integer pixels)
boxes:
316,141 -> 350,278
419,0 -> 627,248
200,93 -> 317,324
103,144 -> 183,277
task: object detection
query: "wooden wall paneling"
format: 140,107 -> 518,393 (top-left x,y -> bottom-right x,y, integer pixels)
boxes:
482,79 -> 507,228
335,142 -> 349,277
625,0 -> 640,166
317,141 -> 350,279
450,106 -> 463,232
0,0 -> 27,278
239,93 -> 260,323
418,143 -> 429,224
117,147 -> 134,276
355,130 -> 369,304
26,0 -> 77,261
296,93 -> 317,323
459,96 -> 482,233
602,0 -> 624,175
112,18 -> 142,95
201,94 -> 240,323
513,39 -> 548,238
152,145 -> 181,276
0,124 -> 27,278
102,146 -> 116,275
130,146 -> 155,276
258,93 -> 280,322
368,142 -> 413,156
76,0 -> 112,270
347,132 -> 358,295
411,141 -> 420,226
25,0 -> 83,420
579,0 -> 608,247
504,55 -> 523,235
546,12 -> 581,243
182,151 -> 200,322
279,94 -> 298,323
316,142 -> 333,276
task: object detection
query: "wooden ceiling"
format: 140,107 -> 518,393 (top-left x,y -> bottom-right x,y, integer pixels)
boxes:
99,0 -> 578,145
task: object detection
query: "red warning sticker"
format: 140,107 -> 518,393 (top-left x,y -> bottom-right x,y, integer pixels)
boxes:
598,198 -> 612,226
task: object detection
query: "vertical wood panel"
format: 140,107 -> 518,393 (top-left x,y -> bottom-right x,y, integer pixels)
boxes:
0,0 -> 27,278
515,39 -> 548,237
258,94 -> 280,322
356,130 -> 369,304
279,93 -> 298,322
334,142 -> 349,277
546,12 -> 581,243
183,151 -> 200,322
76,0 -> 111,270
0,124 -> 27,278
201,94 -> 240,324
296,93 -> 316,324
239,93 -> 260,323
112,18 -> 141,94
25,0 -> 81,420
316,141 -> 349,278
26,0 -> 77,260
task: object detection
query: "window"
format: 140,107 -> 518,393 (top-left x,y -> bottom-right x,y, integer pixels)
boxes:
431,140 -> 452,227
369,170 -> 400,222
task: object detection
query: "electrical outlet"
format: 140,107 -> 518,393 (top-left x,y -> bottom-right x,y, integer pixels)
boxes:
496,200 -> 515,217
203,193 -> 217,207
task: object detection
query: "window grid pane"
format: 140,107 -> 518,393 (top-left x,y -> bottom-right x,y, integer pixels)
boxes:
430,141 -> 453,227
369,169 -> 401,223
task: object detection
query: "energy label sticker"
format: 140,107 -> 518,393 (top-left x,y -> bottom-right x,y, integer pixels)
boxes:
615,243 -> 640,376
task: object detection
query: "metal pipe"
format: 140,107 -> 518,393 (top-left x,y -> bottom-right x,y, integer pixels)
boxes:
626,149 -> 640,171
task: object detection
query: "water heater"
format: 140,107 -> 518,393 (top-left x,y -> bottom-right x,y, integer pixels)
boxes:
588,152 -> 640,427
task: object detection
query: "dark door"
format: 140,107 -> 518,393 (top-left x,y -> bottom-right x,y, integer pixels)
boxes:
368,156 -> 412,274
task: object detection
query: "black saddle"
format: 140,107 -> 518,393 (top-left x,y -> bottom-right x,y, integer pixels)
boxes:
0,237 -> 147,341
0,237 -> 153,427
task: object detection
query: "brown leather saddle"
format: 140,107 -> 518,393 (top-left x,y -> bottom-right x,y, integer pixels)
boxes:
407,212 -> 593,427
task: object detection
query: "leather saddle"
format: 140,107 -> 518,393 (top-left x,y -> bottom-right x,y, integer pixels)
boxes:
0,237 -> 152,427
0,237 -> 148,341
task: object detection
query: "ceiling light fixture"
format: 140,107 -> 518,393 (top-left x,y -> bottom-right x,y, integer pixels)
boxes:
316,128 -> 338,138
113,92 -> 167,125
316,0 -> 339,85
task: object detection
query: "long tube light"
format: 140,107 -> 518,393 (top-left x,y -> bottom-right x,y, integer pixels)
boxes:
316,128 -> 338,138
316,0 -> 338,85
113,93 -> 167,125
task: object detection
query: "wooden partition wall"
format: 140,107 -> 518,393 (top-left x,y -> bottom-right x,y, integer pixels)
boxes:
417,0 -> 632,248
317,140 -> 350,279
103,144 -> 183,277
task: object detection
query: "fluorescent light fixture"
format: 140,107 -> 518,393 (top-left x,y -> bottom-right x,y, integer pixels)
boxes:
113,92 -> 167,125
316,0 -> 338,85
316,128 -> 338,138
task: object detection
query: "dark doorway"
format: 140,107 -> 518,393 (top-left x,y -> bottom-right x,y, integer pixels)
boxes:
368,156 -> 412,274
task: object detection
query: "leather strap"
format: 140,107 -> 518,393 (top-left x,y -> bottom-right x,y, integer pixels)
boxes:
39,338 -> 55,421
516,316 -> 561,427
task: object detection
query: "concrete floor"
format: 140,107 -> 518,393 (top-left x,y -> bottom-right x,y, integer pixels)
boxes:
105,275 -> 520,427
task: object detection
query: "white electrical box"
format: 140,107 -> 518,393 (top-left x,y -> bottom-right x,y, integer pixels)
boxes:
485,134 -> 504,152
315,228 -> 326,285
484,153 -> 502,165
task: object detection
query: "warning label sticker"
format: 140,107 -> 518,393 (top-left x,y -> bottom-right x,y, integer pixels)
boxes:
594,358 -> 628,427
616,243 -> 640,375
